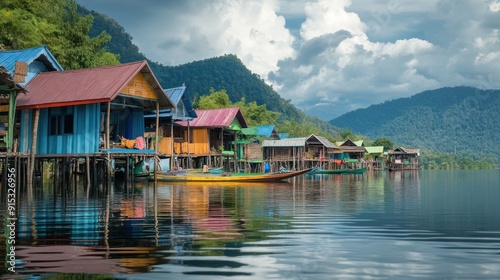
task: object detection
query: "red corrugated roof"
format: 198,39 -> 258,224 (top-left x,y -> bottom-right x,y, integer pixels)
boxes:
17,61 -> 173,110
177,108 -> 248,127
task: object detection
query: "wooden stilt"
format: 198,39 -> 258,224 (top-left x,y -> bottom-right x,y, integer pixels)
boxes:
170,120 -> 174,171
86,156 -> 90,188
28,109 -> 40,188
155,101 -> 159,183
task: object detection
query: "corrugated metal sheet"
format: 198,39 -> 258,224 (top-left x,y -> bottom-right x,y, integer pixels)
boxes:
337,139 -> 363,147
306,134 -> 337,149
365,146 -> 384,154
17,61 -> 173,110
242,125 -> 276,137
257,125 -> 275,137
241,126 -> 258,136
176,108 -> 248,128
0,45 -> 63,74
262,138 -> 306,147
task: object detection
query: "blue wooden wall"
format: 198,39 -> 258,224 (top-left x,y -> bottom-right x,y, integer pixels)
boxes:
20,103 -> 100,154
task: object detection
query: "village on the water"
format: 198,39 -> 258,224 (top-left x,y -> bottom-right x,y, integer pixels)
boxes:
0,46 -> 421,185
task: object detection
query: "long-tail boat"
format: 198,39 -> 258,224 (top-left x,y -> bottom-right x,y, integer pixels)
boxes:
154,168 -> 312,182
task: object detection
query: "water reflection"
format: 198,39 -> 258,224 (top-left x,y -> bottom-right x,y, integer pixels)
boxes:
1,170 -> 499,278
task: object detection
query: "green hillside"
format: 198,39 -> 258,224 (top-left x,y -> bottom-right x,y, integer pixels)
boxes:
331,86 -> 500,159
84,7 -> 340,138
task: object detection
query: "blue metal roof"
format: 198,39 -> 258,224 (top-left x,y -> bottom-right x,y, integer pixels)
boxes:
242,125 -> 276,137
145,86 -> 197,120
256,125 -> 275,137
0,45 -> 63,75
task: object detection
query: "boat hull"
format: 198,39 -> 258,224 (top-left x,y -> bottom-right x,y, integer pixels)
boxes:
154,168 -> 312,182
344,167 -> 367,174
308,168 -> 349,174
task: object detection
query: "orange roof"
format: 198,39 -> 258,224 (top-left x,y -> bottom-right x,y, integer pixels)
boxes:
17,61 -> 173,110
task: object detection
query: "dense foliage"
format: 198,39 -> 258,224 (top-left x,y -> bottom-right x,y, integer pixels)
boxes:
0,0 -> 119,69
372,138 -> 394,151
331,87 -> 500,167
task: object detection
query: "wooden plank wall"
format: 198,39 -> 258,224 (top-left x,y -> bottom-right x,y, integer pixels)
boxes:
157,128 -> 210,155
121,73 -> 157,100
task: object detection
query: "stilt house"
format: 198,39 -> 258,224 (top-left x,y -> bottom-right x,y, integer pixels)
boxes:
0,46 -> 63,151
388,147 -> 420,170
174,108 -> 248,170
262,134 -> 341,172
16,61 -> 174,154
144,86 -> 197,167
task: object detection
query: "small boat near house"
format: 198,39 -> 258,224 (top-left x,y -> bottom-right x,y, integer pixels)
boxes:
308,168 -> 349,174
154,168 -> 312,182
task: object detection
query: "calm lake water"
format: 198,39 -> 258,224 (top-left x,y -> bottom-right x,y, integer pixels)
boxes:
2,170 -> 500,279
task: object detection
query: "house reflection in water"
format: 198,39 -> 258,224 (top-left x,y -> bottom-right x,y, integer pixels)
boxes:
11,179 -> 287,275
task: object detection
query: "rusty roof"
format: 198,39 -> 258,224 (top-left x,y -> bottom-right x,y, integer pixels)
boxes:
17,61 -> 173,110
176,108 -> 248,128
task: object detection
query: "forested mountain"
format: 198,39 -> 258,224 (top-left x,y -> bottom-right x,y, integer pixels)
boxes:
83,7 -> 340,138
331,87 -> 500,159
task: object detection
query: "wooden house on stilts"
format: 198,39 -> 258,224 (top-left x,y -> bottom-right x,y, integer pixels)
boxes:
0,46 -> 63,152
0,67 -> 27,151
173,108 -> 248,171
16,60 -> 174,180
388,147 -> 420,171
262,134 -> 341,172
144,86 -> 197,170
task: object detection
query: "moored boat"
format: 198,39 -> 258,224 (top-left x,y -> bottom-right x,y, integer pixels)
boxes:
308,168 -> 349,174
154,168 -> 312,182
343,167 -> 367,174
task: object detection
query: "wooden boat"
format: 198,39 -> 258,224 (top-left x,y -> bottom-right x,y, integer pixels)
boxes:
154,168 -> 312,182
308,168 -> 349,174
343,167 -> 367,174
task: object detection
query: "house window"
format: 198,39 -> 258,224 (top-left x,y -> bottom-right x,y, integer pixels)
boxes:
49,110 -> 74,135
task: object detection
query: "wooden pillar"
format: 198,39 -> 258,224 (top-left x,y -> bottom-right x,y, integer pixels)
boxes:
6,90 -> 17,151
187,120 -> 191,169
155,102 -> 159,182
155,102 -> 160,153
28,108 -> 40,188
170,119 -> 174,170
233,131 -> 238,172
86,156 -> 90,188
106,102 -> 111,149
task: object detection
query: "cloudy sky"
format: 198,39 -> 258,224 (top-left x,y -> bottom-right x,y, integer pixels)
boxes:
77,0 -> 500,120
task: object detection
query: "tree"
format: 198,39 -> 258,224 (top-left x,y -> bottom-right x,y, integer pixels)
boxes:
234,98 -> 280,126
0,0 -> 119,69
195,88 -> 232,109
0,0 -> 60,49
339,128 -> 353,140
373,137 -> 394,151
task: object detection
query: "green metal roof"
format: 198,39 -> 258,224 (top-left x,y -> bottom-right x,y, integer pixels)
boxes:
365,146 -> 384,154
